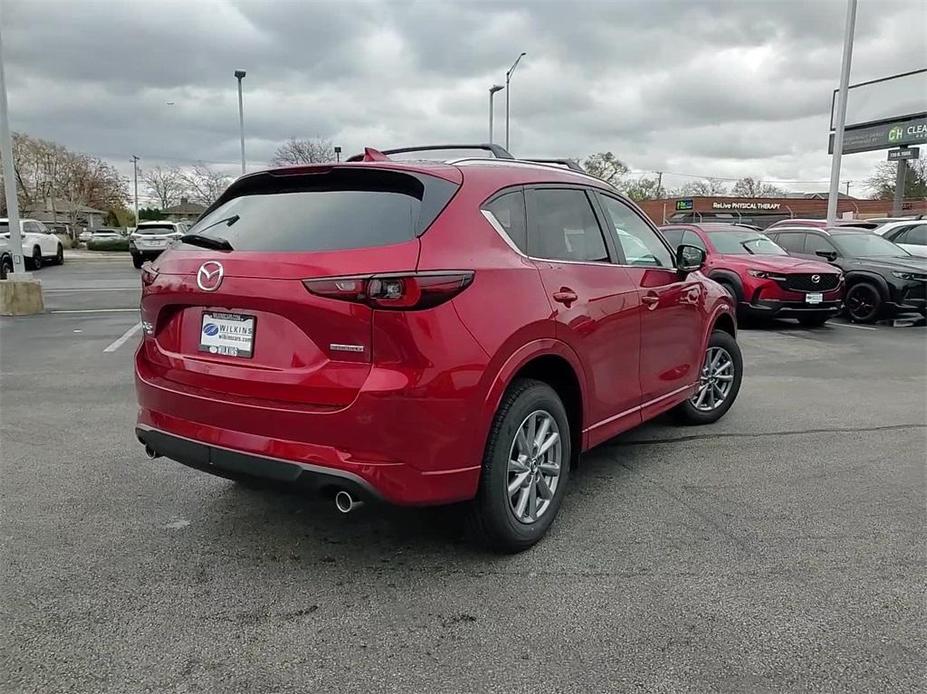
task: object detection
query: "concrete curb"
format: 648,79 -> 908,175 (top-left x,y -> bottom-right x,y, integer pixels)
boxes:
0,278 -> 45,315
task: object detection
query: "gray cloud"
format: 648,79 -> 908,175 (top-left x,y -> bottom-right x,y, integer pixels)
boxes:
5,0 -> 926,200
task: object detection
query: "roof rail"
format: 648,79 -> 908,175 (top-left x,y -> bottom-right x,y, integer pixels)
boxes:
520,158 -> 585,173
347,143 -> 514,162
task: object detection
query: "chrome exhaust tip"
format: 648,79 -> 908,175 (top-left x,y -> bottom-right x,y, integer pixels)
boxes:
334,490 -> 363,513
144,444 -> 160,460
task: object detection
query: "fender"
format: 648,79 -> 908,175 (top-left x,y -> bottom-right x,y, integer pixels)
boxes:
844,270 -> 891,301
479,337 -> 588,448
704,302 -> 737,353
706,269 -> 744,302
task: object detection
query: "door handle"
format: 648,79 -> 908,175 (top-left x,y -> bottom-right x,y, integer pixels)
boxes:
641,293 -> 660,309
552,289 -> 578,306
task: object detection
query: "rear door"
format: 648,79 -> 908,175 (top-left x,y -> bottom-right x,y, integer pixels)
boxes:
140,166 -> 458,409
595,193 -> 705,407
525,186 -> 642,440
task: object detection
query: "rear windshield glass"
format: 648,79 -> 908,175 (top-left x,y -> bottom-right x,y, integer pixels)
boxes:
707,231 -> 787,255
184,169 -> 456,252
135,224 -> 175,234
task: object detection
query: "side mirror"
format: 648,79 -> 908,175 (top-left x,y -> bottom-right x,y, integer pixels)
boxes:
815,249 -> 838,262
676,244 -> 706,274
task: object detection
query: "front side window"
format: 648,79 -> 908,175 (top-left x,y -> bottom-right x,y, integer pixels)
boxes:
482,190 -> 527,253
804,234 -> 838,256
660,228 -> 685,248
831,233 -> 911,258
773,233 -> 805,253
530,188 -> 608,262
598,194 -> 673,268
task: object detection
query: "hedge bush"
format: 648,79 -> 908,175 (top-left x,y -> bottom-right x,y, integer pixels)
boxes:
86,237 -> 130,252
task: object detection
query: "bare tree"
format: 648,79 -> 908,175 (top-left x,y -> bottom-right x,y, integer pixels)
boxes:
271,137 -> 336,166
866,160 -> 927,199
143,166 -> 186,209
180,162 -> 233,206
731,177 -> 784,197
582,151 -> 629,186
675,178 -> 729,196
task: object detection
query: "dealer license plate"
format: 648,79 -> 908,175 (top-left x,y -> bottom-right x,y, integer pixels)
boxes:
805,292 -> 823,304
199,311 -> 255,358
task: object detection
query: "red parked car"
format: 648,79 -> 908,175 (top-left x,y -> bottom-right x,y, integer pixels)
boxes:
660,223 -> 844,326
135,145 -> 741,551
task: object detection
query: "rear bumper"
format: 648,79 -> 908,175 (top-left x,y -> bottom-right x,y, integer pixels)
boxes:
741,299 -> 843,317
136,425 -> 379,501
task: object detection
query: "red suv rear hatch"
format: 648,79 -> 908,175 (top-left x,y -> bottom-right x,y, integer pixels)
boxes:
139,166 -> 460,409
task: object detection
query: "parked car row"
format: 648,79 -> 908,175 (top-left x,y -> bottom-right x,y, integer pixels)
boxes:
659,220 -> 927,325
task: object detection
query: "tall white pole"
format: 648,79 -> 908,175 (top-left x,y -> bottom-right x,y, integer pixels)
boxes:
131,155 -> 139,227
235,70 -> 246,175
827,0 -> 857,225
489,85 -> 503,145
504,52 -> 525,153
0,22 -> 26,275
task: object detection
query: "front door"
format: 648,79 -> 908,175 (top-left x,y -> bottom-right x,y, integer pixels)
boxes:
526,186 -> 642,443
594,193 -> 705,408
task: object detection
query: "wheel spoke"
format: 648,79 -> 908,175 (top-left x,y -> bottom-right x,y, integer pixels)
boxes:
508,471 -> 530,495
533,416 -> 550,450
514,486 -> 530,518
536,431 -> 560,457
527,481 -> 537,520
515,427 -> 530,456
716,374 -> 734,382
712,382 -> 725,400
706,384 -> 716,409
539,462 -> 560,476
536,475 -> 553,500
509,456 -> 529,473
694,385 -> 709,408
526,414 -> 537,453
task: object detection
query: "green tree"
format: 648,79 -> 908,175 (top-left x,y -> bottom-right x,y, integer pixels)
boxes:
582,152 -> 629,186
866,160 -> 927,199
139,207 -> 165,221
731,177 -> 784,197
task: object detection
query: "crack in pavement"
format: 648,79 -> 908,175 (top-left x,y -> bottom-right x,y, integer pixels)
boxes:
607,423 -> 925,448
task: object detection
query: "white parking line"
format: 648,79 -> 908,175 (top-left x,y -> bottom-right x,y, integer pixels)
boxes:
830,322 -> 878,331
44,287 -> 139,293
51,308 -> 139,314
103,322 -> 142,352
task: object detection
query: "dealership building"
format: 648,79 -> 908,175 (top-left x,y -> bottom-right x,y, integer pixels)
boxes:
637,194 -> 927,228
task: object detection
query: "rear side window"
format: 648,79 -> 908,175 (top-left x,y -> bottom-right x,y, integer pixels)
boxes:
804,234 -> 837,256
895,224 -> 927,245
530,188 -> 608,262
482,190 -> 527,253
185,168 -> 457,252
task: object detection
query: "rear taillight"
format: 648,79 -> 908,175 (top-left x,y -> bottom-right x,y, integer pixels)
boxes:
304,271 -> 474,310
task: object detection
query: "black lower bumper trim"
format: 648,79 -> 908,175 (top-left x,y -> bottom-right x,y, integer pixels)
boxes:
742,300 -> 842,317
136,427 -> 378,501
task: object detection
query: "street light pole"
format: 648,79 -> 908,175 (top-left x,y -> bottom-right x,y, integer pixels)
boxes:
0,23 -> 26,275
235,70 -> 246,175
489,85 -> 504,144
504,52 -> 526,152
131,155 -> 139,228
826,0 -> 857,225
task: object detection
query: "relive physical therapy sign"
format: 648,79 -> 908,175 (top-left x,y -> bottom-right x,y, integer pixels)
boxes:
711,201 -> 782,211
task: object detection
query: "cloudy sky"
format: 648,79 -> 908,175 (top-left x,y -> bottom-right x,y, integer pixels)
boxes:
5,0 -> 926,201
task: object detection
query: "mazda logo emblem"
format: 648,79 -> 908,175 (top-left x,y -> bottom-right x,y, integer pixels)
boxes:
811,274 -> 821,284
196,261 -> 224,292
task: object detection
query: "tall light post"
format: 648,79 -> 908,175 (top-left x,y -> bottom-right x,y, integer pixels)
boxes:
826,0 -> 857,224
0,22 -> 26,275
234,70 -> 246,175
504,52 -> 526,152
488,85 -> 504,144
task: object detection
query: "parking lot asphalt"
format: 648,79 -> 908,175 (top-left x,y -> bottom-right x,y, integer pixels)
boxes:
2,258 -> 925,693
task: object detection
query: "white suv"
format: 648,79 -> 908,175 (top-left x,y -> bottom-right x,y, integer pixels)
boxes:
130,221 -> 189,268
876,219 -> 927,258
0,218 -> 63,269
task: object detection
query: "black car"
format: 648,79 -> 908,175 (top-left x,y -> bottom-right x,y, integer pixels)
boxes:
766,226 -> 927,324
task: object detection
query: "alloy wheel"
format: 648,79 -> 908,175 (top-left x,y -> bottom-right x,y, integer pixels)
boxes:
506,410 -> 562,524
691,346 -> 735,412
846,285 -> 878,322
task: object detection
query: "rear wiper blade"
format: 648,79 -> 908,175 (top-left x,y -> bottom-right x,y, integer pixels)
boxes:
180,233 -> 234,251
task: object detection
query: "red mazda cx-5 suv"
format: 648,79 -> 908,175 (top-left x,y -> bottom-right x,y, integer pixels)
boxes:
660,223 -> 844,326
135,145 -> 742,551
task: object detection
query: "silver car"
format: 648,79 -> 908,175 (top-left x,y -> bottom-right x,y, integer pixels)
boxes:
130,221 -> 188,268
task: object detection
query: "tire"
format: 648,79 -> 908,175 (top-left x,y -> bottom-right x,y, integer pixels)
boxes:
53,244 -> 64,265
845,282 -> 881,324
0,254 -> 12,279
26,246 -> 41,270
466,378 -> 572,553
798,313 -> 831,327
131,253 -> 144,269
673,330 -> 743,425
718,281 -> 737,301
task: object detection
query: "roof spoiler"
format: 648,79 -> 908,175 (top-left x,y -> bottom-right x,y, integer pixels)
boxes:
347,143 -> 515,162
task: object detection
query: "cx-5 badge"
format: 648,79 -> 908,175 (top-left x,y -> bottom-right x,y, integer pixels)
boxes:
196,261 -> 224,292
